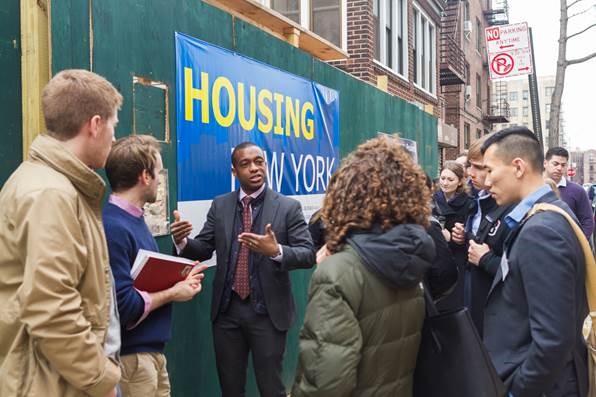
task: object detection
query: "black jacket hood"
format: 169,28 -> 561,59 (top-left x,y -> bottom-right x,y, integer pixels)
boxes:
347,224 -> 436,289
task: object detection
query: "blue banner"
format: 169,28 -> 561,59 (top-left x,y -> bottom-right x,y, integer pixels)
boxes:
175,32 -> 340,202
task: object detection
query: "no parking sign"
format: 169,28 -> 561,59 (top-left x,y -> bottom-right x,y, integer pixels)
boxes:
485,22 -> 533,79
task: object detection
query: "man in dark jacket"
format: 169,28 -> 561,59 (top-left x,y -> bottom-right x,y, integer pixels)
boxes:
171,142 -> 315,397
451,135 -> 513,335
481,127 -> 588,397
543,147 -> 594,239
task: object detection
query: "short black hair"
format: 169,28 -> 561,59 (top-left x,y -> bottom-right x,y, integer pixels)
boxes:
545,146 -> 569,161
481,126 -> 544,173
231,141 -> 260,166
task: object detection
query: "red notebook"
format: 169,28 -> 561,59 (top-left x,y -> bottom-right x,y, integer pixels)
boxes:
131,249 -> 201,293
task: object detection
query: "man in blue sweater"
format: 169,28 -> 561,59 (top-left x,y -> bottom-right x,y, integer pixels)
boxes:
103,135 -> 207,397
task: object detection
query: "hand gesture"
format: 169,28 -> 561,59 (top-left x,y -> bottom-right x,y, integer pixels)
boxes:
451,222 -> 466,245
171,210 -> 193,245
238,223 -> 280,257
468,240 -> 490,266
170,263 -> 208,302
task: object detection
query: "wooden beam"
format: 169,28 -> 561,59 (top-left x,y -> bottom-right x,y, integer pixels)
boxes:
203,0 -> 348,61
20,0 -> 50,160
376,75 -> 388,92
283,27 -> 300,48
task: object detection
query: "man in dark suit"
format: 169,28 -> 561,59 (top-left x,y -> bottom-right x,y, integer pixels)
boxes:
171,141 -> 315,397
451,134 -> 514,336
481,127 -> 588,397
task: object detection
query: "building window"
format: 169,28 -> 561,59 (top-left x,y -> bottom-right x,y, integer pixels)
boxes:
464,123 -> 471,149
510,107 -> 518,117
522,106 -> 529,117
465,63 -> 470,84
413,3 -> 437,95
476,129 -> 482,139
509,91 -> 518,101
476,73 -> 482,108
271,0 -> 344,47
522,90 -> 529,100
464,1 -> 470,21
545,86 -> 554,98
311,0 -> 342,46
476,18 -> 482,53
546,103 -> 551,114
374,0 -> 407,76
271,0 -> 300,22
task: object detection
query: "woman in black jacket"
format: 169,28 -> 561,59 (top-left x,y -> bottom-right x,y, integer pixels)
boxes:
432,161 -> 473,311
432,161 -> 473,235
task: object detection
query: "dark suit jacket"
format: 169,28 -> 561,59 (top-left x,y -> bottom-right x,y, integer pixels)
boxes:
180,187 -> 315,331
465,198 -> 514,335
483,191 -> 588,397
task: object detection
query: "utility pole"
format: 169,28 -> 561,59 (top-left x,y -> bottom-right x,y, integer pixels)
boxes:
527,28 -> 543,147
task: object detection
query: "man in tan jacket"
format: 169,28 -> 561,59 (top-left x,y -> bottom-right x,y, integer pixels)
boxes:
0,69 -> 123,396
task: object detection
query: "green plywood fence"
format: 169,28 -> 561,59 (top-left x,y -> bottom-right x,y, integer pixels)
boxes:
0,1 -> 438,395
0,0 -> 22,187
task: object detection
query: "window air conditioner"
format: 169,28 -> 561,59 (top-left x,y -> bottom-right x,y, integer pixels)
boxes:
464,20 -> 473,32
465,85 -> 472,100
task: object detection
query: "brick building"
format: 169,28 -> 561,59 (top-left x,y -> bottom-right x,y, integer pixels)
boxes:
441,0 -> 508,160
570,149 -> 596,185
265,0 -> 509,162
491,75 -> 568,151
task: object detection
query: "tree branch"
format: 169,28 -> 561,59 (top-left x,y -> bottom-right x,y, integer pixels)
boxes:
567,0 -> 584,8
567,22 -> 596,38
568,5 -> 594,18
567,51 -> 596,65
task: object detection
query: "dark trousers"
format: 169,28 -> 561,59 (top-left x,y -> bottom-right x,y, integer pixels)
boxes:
213,293 -> 287,397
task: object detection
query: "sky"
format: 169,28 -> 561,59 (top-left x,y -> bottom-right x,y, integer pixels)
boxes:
508,0 -> 596,150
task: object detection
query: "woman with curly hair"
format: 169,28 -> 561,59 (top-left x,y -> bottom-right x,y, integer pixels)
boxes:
291,135 -> 436,397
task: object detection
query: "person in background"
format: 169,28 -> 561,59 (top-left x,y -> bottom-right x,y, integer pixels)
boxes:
292,135 -> 435,397
543,146 -> 594,239
170,142 -> 315,397
103,135 -> 207,397
455,150 -> 478,195
0,69 -> 122,397
482,126 -> 588,397
432,160 -> 473,311
308,209 -> 326,252
450,135 -> 514,335
425,174 -> 458,301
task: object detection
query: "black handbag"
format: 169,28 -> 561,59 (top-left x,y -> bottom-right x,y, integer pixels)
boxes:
413,285 -> 506,397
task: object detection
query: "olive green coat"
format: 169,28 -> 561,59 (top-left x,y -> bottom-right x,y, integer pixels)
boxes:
293,224 -> 434,397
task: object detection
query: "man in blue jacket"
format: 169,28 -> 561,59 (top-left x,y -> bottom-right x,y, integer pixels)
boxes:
481,126 -> 588,397
103,135 -> 206,397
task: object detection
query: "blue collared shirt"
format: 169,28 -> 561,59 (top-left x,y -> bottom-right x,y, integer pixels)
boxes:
468,190 -> 492,235
504,184 -> 552,230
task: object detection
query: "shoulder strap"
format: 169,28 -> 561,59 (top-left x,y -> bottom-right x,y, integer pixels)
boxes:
527,203 -> 596,312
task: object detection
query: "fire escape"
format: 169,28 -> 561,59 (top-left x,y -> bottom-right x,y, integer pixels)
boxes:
483,0 -> 510,124
438,1 -> 465,149
439,1 -> 466,87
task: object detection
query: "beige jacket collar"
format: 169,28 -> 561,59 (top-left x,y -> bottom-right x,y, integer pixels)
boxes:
28,134 -> 106,204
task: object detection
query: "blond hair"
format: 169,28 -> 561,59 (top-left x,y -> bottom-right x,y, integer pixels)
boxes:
42,69 -> 123,140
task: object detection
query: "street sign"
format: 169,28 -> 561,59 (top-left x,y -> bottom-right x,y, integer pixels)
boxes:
567,168 -> 577,177
485,22 -> 533,80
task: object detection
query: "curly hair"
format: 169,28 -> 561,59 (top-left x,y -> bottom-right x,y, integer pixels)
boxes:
322,135 -> 431,253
